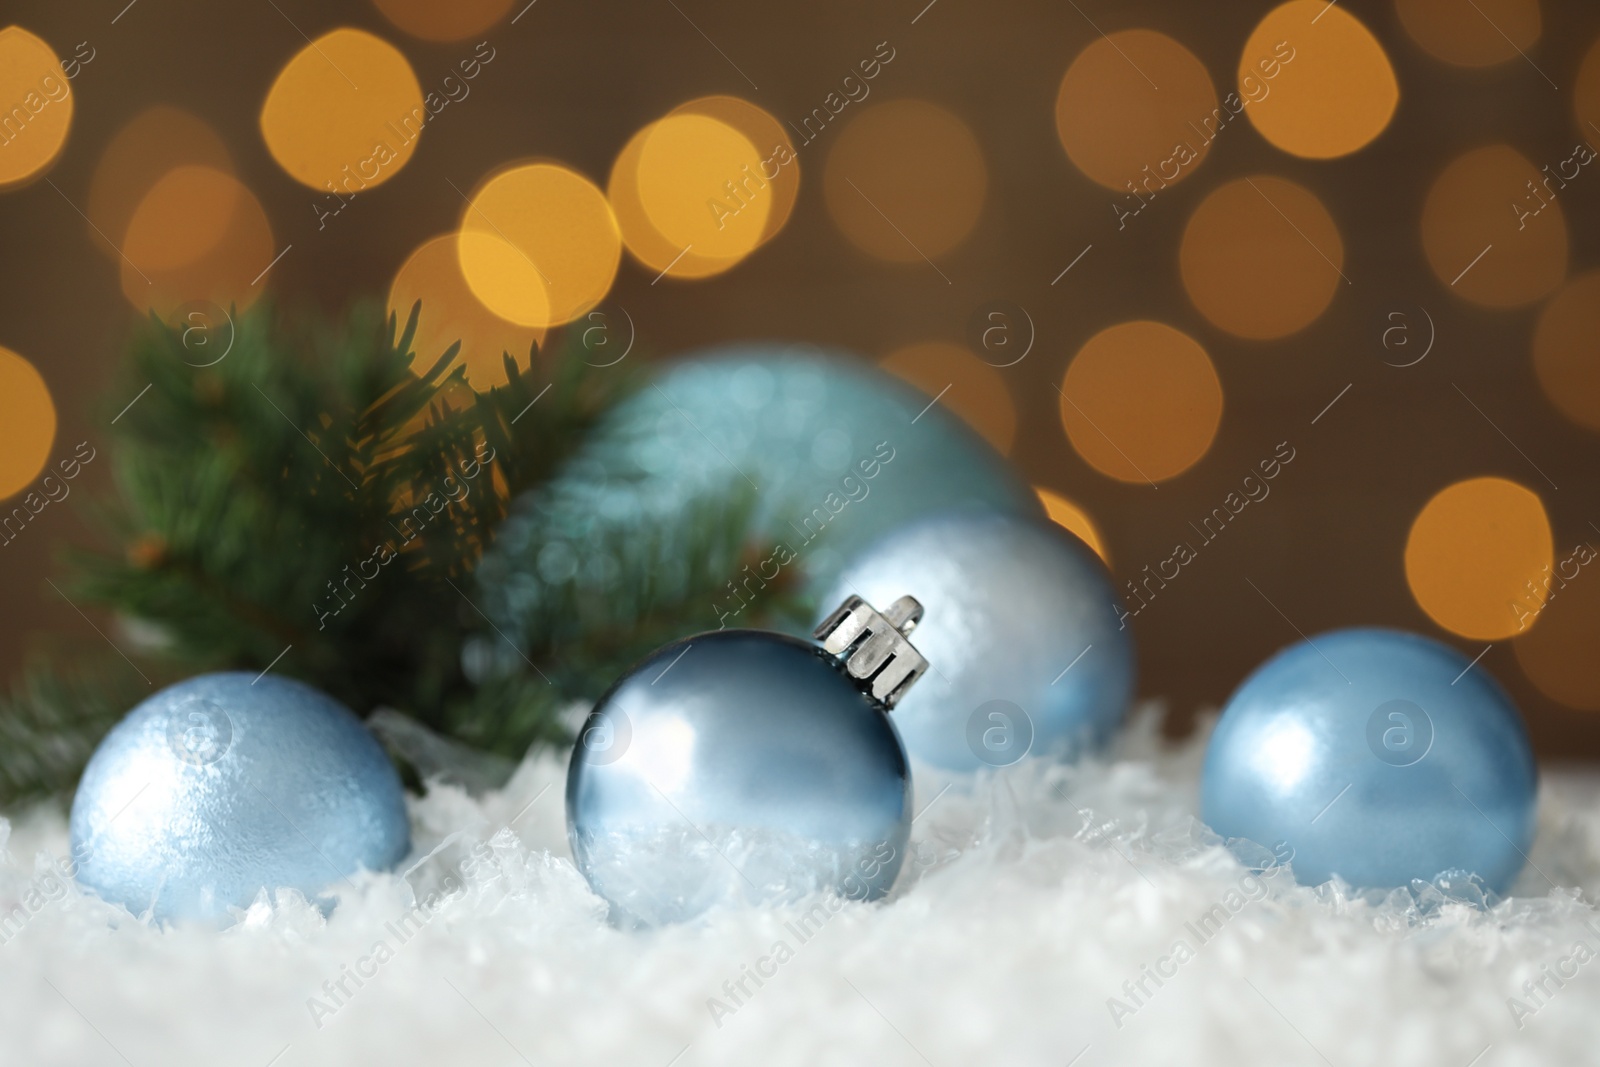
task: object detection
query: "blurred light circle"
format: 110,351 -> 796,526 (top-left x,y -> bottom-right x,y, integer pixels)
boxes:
88,107 -> 233,261
119,166 -> 275,317
1180,175 -> 1344,340
260,28 -> 423,192
1035,487 -> 1110,565
638,113 -> 770,261
1576,36 -> 1600,143
1397,0 -> 1541,67
1059,321 -> 1222,484
458,162 -> 619,327
390,233 -> 546,391
610,125 -> 739,281
824,99 -> 986,262
123,166 -> 243,272
455,229 -> 551,329
371,0 -> 512,40
673,96 -> 799,247
1241,1 -> 1398,159
610,98 -> 799,281
0,346 -> 56,500
610,124 -> 722,279
1422,144 -> 1567,308
1405,476 -> 1552,641
1514,546 -> 1600,710
1533,272 -> 1600,432
0,27 -> 75,189
1054,29 -> 1216,192
879,341 -> 1016,454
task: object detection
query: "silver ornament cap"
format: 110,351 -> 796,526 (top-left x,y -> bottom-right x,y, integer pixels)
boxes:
813,594 -> 928,708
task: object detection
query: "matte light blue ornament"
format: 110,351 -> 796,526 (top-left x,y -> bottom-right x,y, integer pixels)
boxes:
817,512 -> 1134,770
567,595 -> 927,927
70,672 -> 411,922
475,343 -> 1040,648
1201,628 -> 1537,894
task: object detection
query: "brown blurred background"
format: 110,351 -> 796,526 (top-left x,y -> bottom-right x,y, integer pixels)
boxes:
1,0 -> 1598,755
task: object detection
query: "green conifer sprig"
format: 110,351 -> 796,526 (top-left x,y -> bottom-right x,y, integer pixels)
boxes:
0,300 -> 786,804
0,657 -> 149,804
65,300 -> 589,724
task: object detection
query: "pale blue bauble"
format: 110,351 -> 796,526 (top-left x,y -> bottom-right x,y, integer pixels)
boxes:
567,630 -> 910,927
476,343 -> 1040,646
818,512 -> 1134,770
70,673 -> 410,922
1201,628 -> 1538,894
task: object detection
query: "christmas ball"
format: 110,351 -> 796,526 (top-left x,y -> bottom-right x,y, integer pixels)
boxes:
70,672 -> 411,922
1201,628 -> 1537,894
477,343 -> 1040,644
817,512 -> 1134,770
566,595 -> 927,926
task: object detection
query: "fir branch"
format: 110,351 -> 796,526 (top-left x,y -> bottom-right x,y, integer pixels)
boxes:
46,301 -> 628,777
0,298 -> 779,805
464,478 -> 805,753
0,658 -> 151,803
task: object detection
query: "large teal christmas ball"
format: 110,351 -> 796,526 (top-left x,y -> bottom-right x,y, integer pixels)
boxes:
1201,628 -> 1537,894
476,343 -> 1039,642
819,512 -> 1134,770
70,673 -> 411,922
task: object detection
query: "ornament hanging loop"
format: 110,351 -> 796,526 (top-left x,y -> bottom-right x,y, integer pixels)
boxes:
881,594 -> 922,634
813,594 -> 929,708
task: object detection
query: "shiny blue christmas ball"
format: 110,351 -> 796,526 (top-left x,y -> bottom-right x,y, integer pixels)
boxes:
566,629 -> 912,927
1201,628 -> 1538,894
818,512 -> 1134,770
476,343 -> 1040,647
70,672 -> 411,922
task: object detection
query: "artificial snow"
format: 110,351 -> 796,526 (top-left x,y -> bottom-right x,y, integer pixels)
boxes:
3,706 -> 1599,1066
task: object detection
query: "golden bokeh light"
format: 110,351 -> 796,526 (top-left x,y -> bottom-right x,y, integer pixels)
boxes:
371,0 -> 512,41
390,234 -> 546,391
455,229 -> 551,330
1397,0 -> 1541,67
609,96 -> 800,281
610,99 -> 799,281
459,162 -> 620,328
1405,476 -> 1552,641
0,346 -> 56,501
824,99 -> 986,263
88,107 -> 233,261
1241,1 -> 1398,159
1035,487 -> 1110,565
675,96 -> 799,248
1059,321 -> 1222,485
1533,272 -> 1600,433
1180,176 -> 1344,340
119,166 -> 275,317
1514,544 -> 1600,710
611,125 -> 725,281
641,115 -> 769,260
0,27 -> 75,190
879,341 -> 1016,454
1577,35 -> 1600,144
1422,144 -> 1567,308
1054,29 -> 1216,193
260,28 -> 423,192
